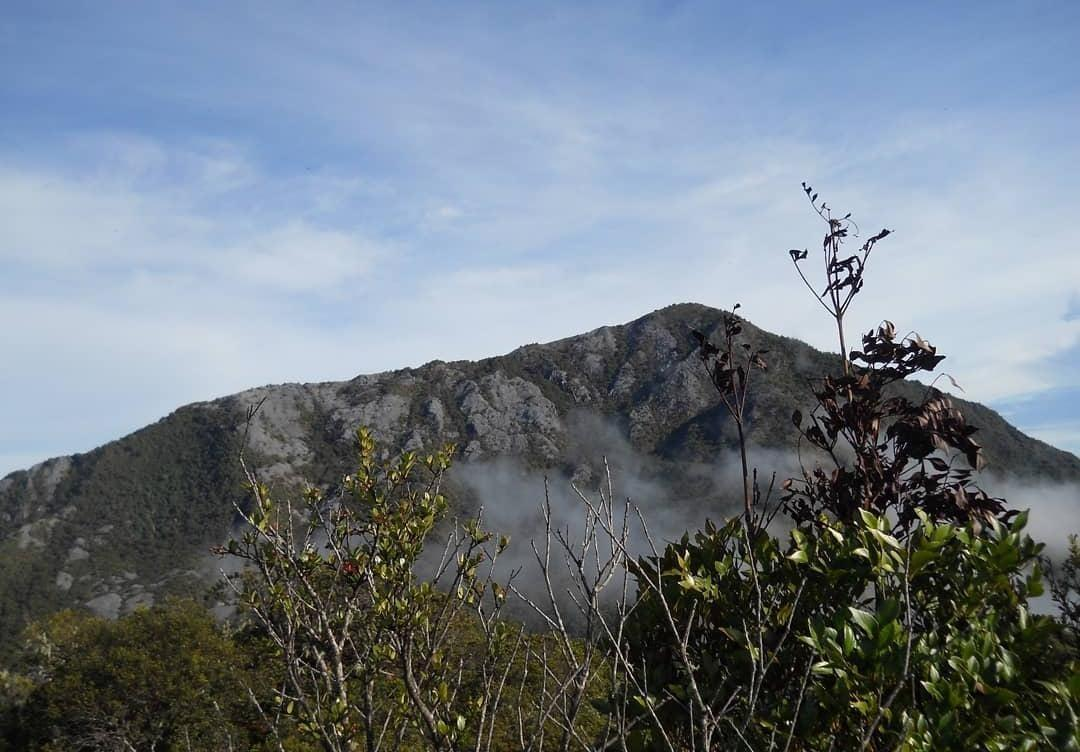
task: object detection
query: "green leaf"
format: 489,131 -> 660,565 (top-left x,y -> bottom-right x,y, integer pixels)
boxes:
721,626 -> 748,644
843,624 -> 856,655
1011,508 -> 1029,532
869,528 -> 902,550
878,598 -> 900,626
858,509 -> 880,529
849,607 -> 877,636
1067,672 -> 1080,701
910,547 -> 936,574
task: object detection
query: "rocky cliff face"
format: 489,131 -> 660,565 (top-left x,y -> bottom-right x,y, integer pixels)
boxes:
2,303 -> 1078,644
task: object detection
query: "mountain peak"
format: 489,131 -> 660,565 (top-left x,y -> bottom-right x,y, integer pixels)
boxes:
1,307 -> 1078,644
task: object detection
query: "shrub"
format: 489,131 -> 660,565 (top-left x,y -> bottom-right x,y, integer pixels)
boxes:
9,599 -> 267,751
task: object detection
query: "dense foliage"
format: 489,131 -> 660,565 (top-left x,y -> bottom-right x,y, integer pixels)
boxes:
218,423 -> 611,751
0,403 -> 248,655
625,510 -> 1078,750
0,599 -> 285,751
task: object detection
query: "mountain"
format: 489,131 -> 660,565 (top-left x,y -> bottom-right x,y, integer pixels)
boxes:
2,303 -> 1078,646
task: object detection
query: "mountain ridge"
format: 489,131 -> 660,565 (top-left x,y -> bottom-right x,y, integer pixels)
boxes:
1,302 -> 1078,646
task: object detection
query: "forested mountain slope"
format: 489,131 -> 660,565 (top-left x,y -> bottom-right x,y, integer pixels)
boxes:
2,303 -> 1077,644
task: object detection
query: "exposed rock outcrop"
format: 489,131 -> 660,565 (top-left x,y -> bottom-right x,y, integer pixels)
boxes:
1,303 -> 1077,644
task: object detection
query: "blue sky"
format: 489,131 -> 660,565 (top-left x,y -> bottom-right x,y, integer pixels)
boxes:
1,1 -> 1078,475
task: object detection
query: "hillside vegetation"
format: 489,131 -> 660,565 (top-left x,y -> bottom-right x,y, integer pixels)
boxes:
1,305 -> 1077,650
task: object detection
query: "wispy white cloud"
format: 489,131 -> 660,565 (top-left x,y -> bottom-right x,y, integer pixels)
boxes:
0,138 -> 387,294
1,2 -> 1078,474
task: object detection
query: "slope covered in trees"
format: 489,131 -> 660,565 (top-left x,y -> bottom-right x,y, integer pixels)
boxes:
1,303 -> 1077,649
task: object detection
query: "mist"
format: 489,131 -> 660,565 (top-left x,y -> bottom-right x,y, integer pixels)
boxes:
443,412 -> 805,617
979,474 -> 1080,558
442,411 -> 1080,620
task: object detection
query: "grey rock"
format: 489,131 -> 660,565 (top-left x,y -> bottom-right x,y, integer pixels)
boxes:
14,517 -> 59,549
86,593 -> 123,619
24,456 -> 72,505
423,397 -> 448,434
235,384 -> 316,464
66,540 -> 90,562
334,392 -> 411,443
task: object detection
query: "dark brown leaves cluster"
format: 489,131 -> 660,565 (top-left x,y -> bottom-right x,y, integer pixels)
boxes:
780,185 -> 1008,533
692,305 -> 770,516
791,183 -> 891,336
692,305 -> 768,406
784,321 -> 1008,530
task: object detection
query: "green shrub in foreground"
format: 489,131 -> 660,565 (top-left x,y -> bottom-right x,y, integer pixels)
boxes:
622,509 -> 1079,750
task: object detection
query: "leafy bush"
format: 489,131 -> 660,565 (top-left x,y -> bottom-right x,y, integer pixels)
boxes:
624,509 -> 1078,750
225,425 -> 603,751
6,599 -> 277,751
608,185 -> 1079,750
